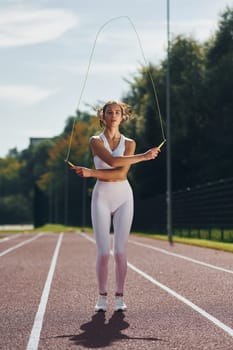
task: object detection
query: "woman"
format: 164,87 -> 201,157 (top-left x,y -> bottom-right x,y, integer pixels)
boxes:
74,101 -> 160,312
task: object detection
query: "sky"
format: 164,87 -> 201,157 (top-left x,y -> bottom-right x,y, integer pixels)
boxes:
0,0 -> 230,157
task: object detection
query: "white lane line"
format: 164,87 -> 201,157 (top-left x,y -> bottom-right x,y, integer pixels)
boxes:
0,234 -> 22,243
81,232 -> 233,338
129,239 -> 233,274
127,261 -> 233,338
26,233 -> 63,350
0,233 -> 43,257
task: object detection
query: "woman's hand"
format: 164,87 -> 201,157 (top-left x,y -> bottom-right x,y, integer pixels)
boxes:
143,147 -> 161,161
74,166 -> 92,178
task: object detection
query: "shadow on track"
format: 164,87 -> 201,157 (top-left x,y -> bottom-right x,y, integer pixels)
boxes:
55,311 -> 162,348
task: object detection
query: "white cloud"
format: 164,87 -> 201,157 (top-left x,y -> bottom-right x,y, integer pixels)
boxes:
0,84 -> 58,104
171,19 -> 217,41
0,7 -> 78,47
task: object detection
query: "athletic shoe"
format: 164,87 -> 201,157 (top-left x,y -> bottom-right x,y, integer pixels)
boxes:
115,296 -> 127,311
95,295 -> 107,312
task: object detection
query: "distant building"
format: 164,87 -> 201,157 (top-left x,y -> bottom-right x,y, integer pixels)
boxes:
29,137 -> 51,147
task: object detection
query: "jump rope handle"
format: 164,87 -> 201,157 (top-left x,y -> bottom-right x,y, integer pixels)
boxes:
65,160 -> 76,168
157,139 -> 166,149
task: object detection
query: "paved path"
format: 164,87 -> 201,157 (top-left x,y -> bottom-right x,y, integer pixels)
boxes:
0,232 -> 233,349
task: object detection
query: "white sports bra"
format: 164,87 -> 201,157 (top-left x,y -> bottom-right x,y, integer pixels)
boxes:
93,133 -> 126,169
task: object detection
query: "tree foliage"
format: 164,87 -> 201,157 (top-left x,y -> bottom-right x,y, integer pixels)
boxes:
202,6 -> 233,180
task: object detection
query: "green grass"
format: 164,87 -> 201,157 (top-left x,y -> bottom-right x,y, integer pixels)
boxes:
34,224 -> 80,232
132,232 -> 233,253
173,228 -> 233,242
33,224 -> 95,233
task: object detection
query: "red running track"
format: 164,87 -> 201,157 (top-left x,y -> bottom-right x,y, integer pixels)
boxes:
0,232 -> 233,350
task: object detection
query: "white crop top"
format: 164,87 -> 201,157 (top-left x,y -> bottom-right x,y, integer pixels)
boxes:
93,133 -> 126,169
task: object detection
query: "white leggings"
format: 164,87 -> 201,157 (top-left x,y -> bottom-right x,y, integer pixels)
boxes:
91,180 -> 134,294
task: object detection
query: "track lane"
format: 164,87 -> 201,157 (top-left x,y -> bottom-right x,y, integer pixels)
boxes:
126,237 -> 233,329
0,233 -> 60,350
0,233 -> 43,257
38,233 -> 100,350
80,233 -> 233,349
129,235 -> 233,271
1,232 -> 233,350
0,233 -> 22,243
129,238 -> 233,274
26,233 -> 63,350
39,233 -> 171,350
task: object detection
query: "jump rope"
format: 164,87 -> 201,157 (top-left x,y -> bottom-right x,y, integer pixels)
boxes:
65,16 -> 166,168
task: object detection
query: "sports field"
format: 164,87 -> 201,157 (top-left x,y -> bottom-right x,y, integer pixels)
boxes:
0,232 -> 232,349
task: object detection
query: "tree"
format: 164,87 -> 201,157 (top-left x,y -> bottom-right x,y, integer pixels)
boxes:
36,115 -> 99,225
202,6 -> 233,180
163,35 -> 207,189
0,156 -> 32,223
122,64 -> 167,198
124,36 -> 206,195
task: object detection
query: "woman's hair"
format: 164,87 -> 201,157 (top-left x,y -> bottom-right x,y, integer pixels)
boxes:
96,101 -> 134,128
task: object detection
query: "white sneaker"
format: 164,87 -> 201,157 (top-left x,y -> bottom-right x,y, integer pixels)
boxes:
115,296 -> 127,311
95,295 -> 107,312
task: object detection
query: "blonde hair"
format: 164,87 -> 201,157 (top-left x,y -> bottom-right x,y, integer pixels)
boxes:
96,101 -> 134,128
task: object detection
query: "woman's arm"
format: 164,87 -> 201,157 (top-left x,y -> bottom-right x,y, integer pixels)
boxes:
90,136 -> 160,167
74,139 -> 136,181
74,166 -> 128,181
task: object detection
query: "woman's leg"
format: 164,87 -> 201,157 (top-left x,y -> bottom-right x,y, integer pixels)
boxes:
91,184 -> 111,295
112,187 -> 134,295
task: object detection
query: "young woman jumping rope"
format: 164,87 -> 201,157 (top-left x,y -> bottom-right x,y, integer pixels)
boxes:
74,101 -> 160,312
